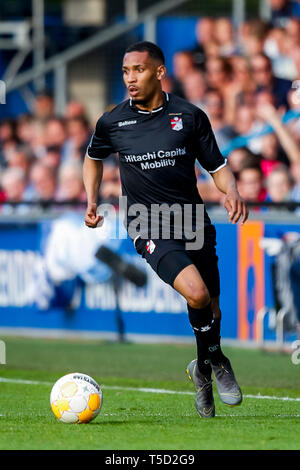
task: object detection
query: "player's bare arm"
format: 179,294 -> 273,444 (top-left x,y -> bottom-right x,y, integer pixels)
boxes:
82,155 -> 103,228
211,165 -> 249,225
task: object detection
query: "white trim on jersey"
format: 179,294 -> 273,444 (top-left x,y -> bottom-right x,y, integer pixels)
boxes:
129,92 -> 168,114
133,235 -> 141,248
86,153 -> 105,161
208,159 -> 227,174
152,106 -> 163,113
87,131 -> 109,160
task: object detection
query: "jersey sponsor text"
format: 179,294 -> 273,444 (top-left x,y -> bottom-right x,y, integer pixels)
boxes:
123,147 -> 186,170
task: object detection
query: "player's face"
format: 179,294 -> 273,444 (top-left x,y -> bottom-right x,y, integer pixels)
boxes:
122,51 -> 165,103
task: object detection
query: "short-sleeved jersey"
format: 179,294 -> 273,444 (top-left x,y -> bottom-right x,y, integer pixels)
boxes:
87,92 -> 226,238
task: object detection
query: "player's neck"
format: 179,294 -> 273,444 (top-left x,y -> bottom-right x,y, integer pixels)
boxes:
134,90 -> 165,113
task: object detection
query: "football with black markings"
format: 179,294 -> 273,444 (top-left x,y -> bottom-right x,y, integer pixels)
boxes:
50,372 -> 102,424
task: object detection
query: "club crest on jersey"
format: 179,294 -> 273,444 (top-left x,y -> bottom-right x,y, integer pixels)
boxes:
146,240 -> 156,254
170,116 -> 183,131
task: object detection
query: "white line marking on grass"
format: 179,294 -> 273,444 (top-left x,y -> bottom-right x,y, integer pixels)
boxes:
215,414 -> 300,418
0,377 -> 299,403
104,385 -> 300,403
0,377 -> 52,386
104,384 -> 194,395
245,393 -> 300,402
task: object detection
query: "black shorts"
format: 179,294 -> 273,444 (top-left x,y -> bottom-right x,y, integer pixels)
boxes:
133,225 -> 220,298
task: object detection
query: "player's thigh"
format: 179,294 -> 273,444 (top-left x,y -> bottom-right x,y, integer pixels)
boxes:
188,226 -> 220,301
173,263 -> 210,309
137,240 -> 211,308
154,249 -> 210,308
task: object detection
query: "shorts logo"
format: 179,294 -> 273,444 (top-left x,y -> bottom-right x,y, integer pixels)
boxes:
146,240 -> 156,254
170,116 -> 183,131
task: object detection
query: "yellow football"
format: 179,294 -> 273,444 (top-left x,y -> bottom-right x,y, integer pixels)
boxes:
50,372 -> 102,424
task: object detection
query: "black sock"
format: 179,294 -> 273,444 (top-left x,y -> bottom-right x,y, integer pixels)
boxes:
188,303 -> 226,372
212,316 -> 221,338
210,316 -> 222,359
206,319 -> 226,366
187,303 -> 212,375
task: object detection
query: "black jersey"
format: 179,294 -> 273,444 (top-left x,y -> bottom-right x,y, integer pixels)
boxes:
87,92 -> 226,239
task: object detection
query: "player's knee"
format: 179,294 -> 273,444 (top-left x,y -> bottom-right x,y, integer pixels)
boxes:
187,286 -> 210,309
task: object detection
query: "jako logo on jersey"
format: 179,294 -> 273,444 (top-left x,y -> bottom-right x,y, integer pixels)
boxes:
118,120 -> 137,127
146,240 -> 156,254
170,116 -> 183,131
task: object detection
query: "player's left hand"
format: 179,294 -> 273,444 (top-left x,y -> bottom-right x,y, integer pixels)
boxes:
223,189 -> 248,225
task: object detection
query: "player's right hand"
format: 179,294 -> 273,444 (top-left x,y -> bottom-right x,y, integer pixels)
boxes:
85,203 -> 103,228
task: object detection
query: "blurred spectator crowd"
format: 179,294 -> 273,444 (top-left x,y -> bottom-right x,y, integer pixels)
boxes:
0,96 -> 122,213
0,0 -> 300,214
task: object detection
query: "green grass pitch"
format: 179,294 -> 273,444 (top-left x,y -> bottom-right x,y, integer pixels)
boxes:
0,336 -> 299,450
